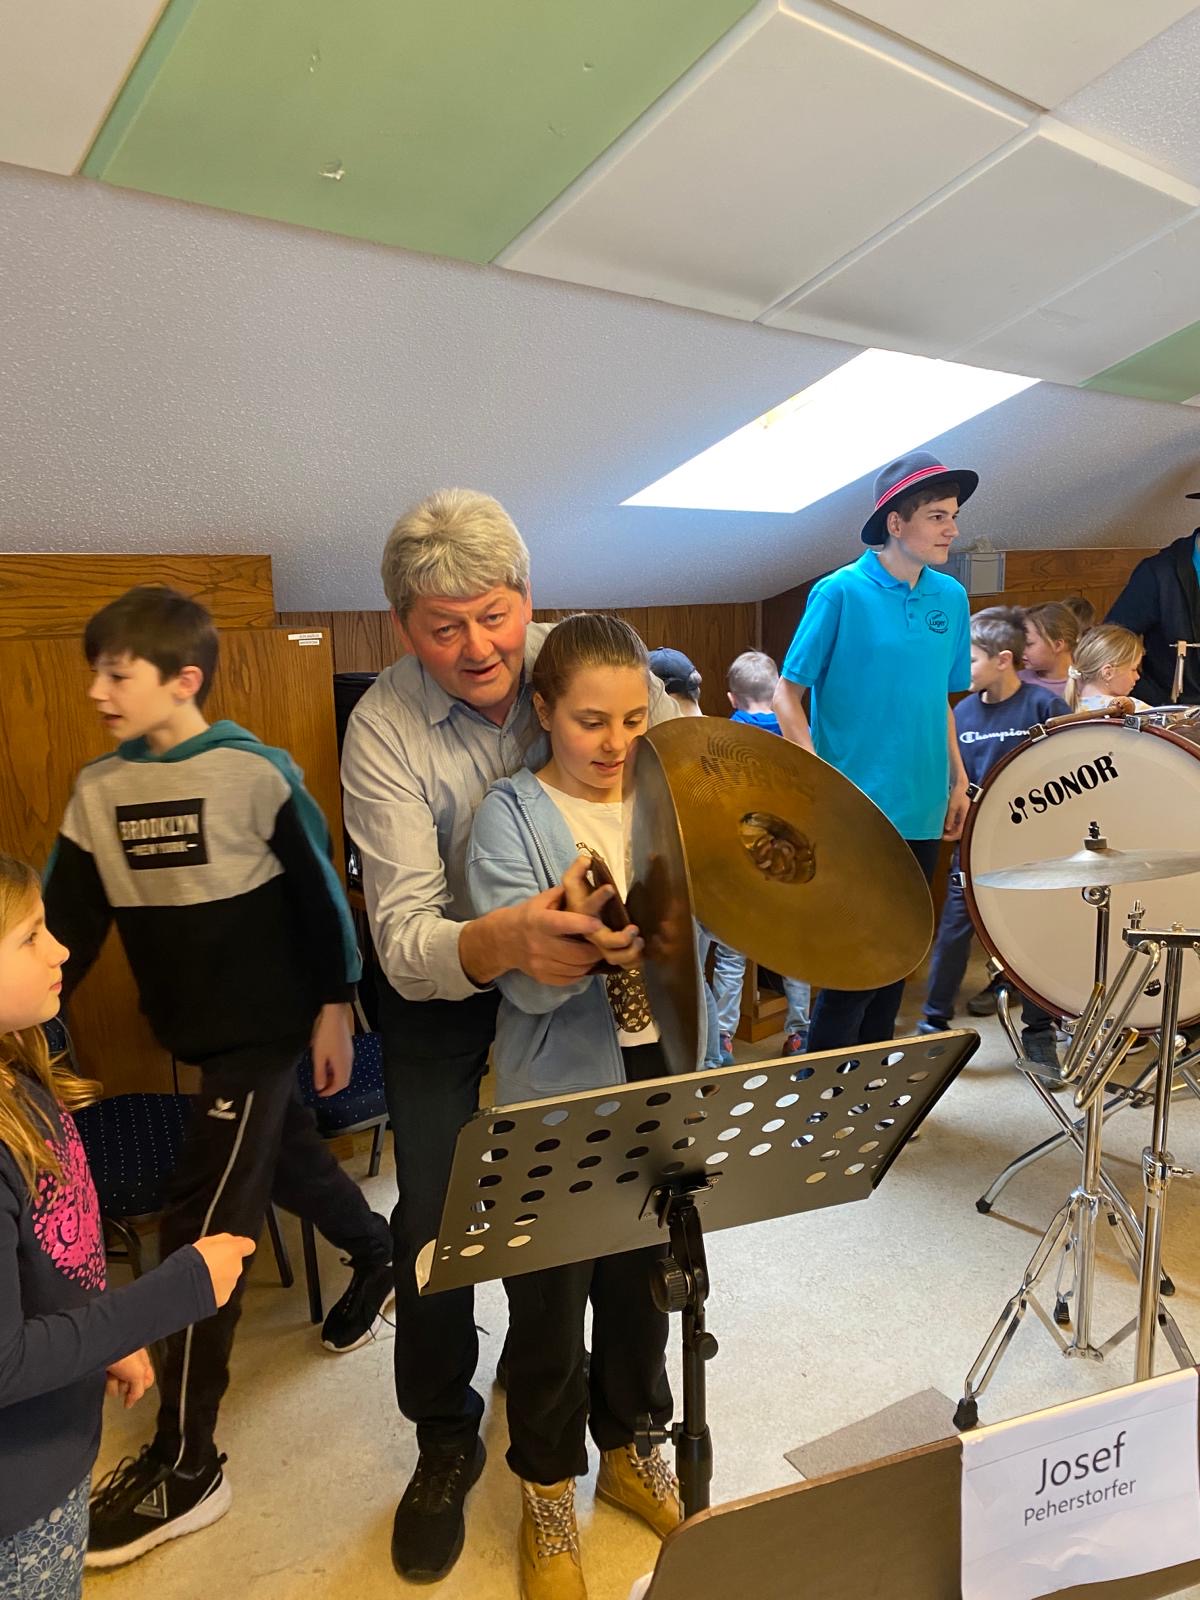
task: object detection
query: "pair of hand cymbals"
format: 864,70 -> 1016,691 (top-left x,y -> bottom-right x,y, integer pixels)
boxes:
631,719 -> 934,1000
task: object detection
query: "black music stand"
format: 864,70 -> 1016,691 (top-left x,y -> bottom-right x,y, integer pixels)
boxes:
418,1030 -> 979,1519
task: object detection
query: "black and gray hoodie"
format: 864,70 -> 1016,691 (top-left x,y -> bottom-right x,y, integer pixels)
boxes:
44,721 -> 360,1065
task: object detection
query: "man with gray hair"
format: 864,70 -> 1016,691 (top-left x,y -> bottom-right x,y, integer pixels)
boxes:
341,489 -> 672,1583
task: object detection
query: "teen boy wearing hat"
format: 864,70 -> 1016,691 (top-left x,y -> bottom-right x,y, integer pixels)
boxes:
1107,489 -> 1200,705
773,450 -> 974,1050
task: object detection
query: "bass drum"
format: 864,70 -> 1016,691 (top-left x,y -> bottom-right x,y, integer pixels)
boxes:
961,715 -> 1200,1031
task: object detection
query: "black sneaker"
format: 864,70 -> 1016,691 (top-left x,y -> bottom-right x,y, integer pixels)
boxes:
1022,1029 -> 1063,1081
391,1437 -> 486,1582
86,1447 -> 231,1568
916,1018 -> 947,1036
966,986 -> 998,1017
321,1259 -> 395,1353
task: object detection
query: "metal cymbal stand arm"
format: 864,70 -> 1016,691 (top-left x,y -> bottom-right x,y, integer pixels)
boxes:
1132,932 -> 1198,1378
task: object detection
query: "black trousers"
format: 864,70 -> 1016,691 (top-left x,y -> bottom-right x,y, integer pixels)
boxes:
378,983 -> 500,1455
503,1043 -> 673,1486
807,839 -> 943,1052
155,1044 -> 392,1468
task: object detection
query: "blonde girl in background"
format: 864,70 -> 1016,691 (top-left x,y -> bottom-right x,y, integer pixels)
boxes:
1066,624 -> 1149,713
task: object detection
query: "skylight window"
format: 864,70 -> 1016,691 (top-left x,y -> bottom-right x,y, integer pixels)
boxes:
622,348 -> 1038,514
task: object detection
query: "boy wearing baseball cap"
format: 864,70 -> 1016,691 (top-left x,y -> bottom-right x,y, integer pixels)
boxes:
773,450 -> 975,1050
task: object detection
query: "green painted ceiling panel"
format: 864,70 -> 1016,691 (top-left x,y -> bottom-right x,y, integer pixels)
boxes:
1084,318 -> 1200,404
83,0 -> 758,262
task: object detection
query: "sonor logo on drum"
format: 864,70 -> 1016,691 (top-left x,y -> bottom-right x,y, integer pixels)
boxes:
1008,756 -> 1119,824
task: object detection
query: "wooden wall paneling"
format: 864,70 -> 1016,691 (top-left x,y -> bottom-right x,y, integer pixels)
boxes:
279,604 -> 764,714
0,554 -> 276,638
534,601 -> 762,717
278,611 -> 399,673
206,629 -> 345,879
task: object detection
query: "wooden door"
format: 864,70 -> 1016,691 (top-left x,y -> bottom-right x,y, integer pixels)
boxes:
0,628 -> 342,1094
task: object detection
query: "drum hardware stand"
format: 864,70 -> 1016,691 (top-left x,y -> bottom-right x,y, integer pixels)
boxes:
989,982 -> 1158,1269
955,896 -> 1187,1429
1170,640 -> 1200,703
1125,922 -> 1200,1379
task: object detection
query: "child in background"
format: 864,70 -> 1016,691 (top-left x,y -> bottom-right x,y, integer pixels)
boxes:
42,586 -> 393,1566
712,651 -> 811,1057
468,614 -> 680,1600
647,647 -> 703,717
1066,624 -> 1149,713
0,852 -> 251,1600
1019,601 -> 1080,701
920,609 -> 1068,1072
1061,595 -> 1096,636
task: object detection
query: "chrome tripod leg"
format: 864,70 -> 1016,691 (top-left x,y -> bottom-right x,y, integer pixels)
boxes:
955,1198 -> 1077,1431
976,1067 -> 1156,1213
1135,946 -> 1196,1380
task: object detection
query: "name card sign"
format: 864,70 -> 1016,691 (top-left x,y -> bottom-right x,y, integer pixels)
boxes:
961,1369 -> 1200,1600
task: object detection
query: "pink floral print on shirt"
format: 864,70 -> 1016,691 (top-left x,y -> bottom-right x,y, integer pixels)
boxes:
33,1113 -> 106,1290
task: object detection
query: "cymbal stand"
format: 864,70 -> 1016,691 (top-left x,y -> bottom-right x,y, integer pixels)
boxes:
955,900 -> 1162,1430
1124,923 -> 1200,1379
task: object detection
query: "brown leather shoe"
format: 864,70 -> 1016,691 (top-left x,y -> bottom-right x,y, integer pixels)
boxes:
596,1445 -> 682,1539
518,1478 -> 587,1600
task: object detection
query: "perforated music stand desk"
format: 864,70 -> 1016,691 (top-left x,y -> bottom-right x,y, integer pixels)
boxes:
638,1391 -> 1200,1600
420,1031 -> 978,1516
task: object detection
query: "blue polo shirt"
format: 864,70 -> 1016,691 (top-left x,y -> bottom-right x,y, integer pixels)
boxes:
781,551 -> 971,838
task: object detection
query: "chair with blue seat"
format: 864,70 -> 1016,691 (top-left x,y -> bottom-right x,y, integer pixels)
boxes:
295,1027 -> 389,1324
47,1020 -> 294,1290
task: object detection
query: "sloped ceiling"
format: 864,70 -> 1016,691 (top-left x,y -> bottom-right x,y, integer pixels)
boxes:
2,164 -> 1197,613
4,0 -> 1198,399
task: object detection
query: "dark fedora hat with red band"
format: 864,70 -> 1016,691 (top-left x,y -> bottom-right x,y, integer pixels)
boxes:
860,450 -> 979,546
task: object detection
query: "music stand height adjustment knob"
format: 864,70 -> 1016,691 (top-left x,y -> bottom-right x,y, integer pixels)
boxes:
655,1261 -> 691,1314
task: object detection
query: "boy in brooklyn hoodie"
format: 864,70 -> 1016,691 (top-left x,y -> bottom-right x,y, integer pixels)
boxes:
43,586 -> 392,1568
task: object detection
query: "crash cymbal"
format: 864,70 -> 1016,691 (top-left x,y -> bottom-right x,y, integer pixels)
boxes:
644,718 -> 934,990
976,843 -> 1200,891
623,735 -> 704,1074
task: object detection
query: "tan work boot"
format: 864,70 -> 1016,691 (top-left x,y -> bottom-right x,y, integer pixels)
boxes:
596,1445 -> 682,1539
518,1477 -> 587,1600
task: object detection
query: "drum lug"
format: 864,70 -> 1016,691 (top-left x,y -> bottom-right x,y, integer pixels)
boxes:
966,782 -> 982,804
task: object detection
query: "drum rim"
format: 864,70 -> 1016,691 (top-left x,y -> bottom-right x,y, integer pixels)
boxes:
960,715 -> 1200,1030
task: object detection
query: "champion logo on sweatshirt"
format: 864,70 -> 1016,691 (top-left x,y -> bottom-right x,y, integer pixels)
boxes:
114,799 -> 209,870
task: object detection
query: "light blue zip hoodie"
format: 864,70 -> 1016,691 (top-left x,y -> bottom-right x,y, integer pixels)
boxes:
466,766 -> 629,1105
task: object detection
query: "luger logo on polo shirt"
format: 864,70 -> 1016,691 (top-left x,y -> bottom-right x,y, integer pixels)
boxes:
926,609 -> 949,635
114,799 -> 209,869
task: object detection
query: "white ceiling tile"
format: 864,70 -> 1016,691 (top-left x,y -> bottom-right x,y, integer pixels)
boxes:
501,2 -> 1026,321
764,124 -> 1197,360
958,211 -> 1200,385
0,0 -> 167,176
1059,8 -> 1200,187
3,164 -> 1199,611
838,0 -> 1198,107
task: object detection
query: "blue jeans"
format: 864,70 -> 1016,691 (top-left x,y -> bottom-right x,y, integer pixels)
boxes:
924,860 -> 1054,1034
696,927 -> 723,1067
710,943 -> 810,1037
0,1477 -> 88,1600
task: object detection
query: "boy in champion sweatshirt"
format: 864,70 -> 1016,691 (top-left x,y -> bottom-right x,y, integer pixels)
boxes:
43,587 -> 392,1569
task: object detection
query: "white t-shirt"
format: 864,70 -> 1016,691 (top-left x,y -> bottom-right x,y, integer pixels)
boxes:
537,778 -> 659,1049
1077,691 -> 1151,712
